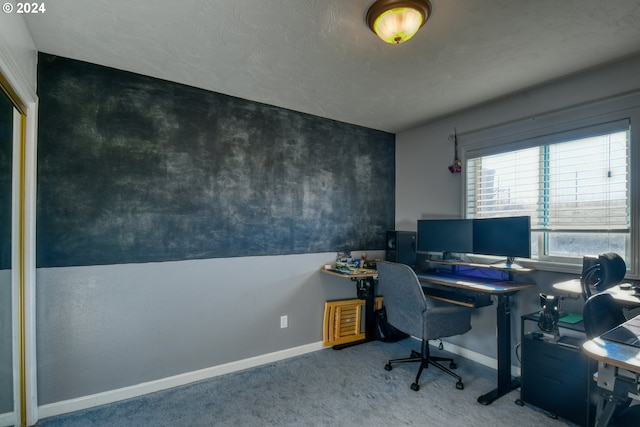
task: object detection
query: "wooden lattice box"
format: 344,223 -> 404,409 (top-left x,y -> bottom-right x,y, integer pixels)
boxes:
323,297 -> 383,346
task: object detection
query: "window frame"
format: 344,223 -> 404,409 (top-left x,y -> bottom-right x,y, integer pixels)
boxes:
458,93 -> 640,278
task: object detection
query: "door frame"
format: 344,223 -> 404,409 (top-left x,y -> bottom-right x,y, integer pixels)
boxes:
0,53 -> 38,427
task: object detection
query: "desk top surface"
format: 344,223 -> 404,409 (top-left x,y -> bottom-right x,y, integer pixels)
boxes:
553,278 -> 640,306
320,268 -> 377,279
427,259 -> 534,273
583,315 -> 640,373
320,266 -> 534,293
416,272 -> 535,294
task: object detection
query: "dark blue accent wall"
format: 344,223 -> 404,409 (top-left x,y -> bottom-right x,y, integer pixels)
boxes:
36,53 -> 395,267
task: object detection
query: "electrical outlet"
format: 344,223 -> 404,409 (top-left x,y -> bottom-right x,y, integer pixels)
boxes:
280,315 -> 288,329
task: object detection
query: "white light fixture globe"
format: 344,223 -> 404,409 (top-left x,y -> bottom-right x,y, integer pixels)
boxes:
366,0 -> 432,44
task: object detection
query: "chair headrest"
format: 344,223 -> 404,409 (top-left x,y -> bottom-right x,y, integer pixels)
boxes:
595,252 -> 626,290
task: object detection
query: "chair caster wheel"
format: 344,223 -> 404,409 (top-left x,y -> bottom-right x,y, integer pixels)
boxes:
515,399 -> 524,406
384,363 -> 392,371
410,383 -> 420,391
450,362 -> 457,369
456,381 -> 464,390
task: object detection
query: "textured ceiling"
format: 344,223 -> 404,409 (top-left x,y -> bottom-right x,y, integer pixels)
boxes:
23,0 -> 640,133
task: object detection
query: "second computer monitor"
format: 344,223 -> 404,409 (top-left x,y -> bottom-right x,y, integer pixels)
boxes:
472,215 -> 531,259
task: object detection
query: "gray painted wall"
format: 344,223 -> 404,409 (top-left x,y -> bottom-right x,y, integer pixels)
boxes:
36,251 -> 381,404
395,53 -> 640,361
0,12 -> 38,88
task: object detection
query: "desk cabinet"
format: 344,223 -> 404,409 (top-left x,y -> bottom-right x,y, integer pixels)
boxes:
519,314 -> 595,426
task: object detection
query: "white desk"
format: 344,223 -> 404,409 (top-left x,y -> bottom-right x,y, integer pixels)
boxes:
553,278 -> 640,306
583,315 -> 640,426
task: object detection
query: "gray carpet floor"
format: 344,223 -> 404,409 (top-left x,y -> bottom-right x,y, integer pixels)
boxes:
35,339 -> 578,426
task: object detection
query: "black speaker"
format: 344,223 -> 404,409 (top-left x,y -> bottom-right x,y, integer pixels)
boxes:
385,231 -> 416,268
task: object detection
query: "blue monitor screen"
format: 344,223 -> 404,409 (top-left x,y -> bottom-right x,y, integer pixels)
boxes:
417,219 -> 474,255
472,216 -> 531,259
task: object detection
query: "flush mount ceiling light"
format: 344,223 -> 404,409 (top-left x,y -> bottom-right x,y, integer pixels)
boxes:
366,0 -> 432,44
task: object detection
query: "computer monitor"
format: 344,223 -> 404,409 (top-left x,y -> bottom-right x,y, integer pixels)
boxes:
472,216 -> 531,266
416,219 -> 473,258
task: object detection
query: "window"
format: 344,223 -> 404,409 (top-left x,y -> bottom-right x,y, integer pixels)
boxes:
466,121 -> 631,267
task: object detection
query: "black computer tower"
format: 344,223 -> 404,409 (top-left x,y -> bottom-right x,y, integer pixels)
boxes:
385,231 -> 416,268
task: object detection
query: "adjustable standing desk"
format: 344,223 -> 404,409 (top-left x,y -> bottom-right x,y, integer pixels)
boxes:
322,263 -> 535,405
416,268 -> 535,405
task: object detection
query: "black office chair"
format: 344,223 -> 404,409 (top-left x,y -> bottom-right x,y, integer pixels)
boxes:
580,252 -> 627,301
376,261 -> 472,391
583,293 -> 627,339
583,292 -> 640,427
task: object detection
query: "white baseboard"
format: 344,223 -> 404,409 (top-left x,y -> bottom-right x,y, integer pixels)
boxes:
38,339 -> 518,422
441,340 -> 521,377
0,412 -> 16,427
407,336 -> 520,377
38,341 -> 326,420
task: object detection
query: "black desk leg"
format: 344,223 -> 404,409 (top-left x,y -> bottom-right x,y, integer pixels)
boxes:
477,293 -> 520,405
363,277 -> 376,341
333,277 -> 376,350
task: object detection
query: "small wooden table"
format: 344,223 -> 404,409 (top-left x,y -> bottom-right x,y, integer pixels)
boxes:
321,268 -> 378,349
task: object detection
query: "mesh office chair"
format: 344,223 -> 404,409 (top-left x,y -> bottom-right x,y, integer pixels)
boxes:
580,253 -> 627,301
583,293 -> 627,339
376,261 -> 472,391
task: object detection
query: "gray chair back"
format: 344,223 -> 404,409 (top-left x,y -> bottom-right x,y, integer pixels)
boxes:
377,261 -> 427,338
377,261 -> 472,341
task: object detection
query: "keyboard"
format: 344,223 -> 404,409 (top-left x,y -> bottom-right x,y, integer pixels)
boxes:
417,272 -> 494,288
421,284 -> 493,308
416,272 -> 523,293
422,286 -> 475,304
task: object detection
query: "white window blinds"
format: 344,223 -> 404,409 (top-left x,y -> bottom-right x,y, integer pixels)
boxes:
466,120 -> 631,260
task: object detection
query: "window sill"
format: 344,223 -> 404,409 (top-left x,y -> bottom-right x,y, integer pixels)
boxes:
464,254 -> 639,280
